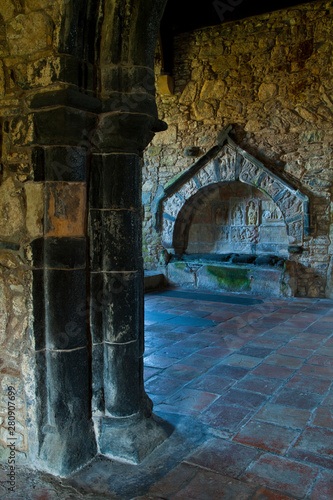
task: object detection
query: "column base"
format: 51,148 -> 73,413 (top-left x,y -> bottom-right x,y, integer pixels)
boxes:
94,412 -> 171,464
36,424 -> 97,477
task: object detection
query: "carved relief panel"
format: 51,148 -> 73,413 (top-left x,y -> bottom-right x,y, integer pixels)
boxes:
158,127 -> 308,254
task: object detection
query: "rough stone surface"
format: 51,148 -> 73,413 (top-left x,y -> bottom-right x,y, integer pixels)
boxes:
143,0 -> 333,299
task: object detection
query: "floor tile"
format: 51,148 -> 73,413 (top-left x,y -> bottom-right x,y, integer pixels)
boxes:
238,346 -> 274,358
264,354 -> 304,369
297,363 -> 333,380
163,363 -> 205,381
153,345 -> 194,359
199,401 -> 252,432
276,346 -> 312,358
288,426 -> 333,469
311,407 -> 333,429
220,388 -> 267,410
285,374 -> 331,394
235,375 -> 283,395
209,364 -> 250,380
315,345 -> 333,357
164,388 -> 218,412
255,403 -> 311,429
220,353 -> 263,369
322,390 -> 333,406
252,364 -> 295,380
185,437 -> 259,478
144,366 -> 162,381
251,486 -> 296,499
144,353 -> 179,368
287,334 -> 326,349
187,373 -> 233,394
147,462 -> 197,498
272,388 -> 323,411
178,353 -> 220,369
233,421 -> 299,454
196,346 -> 234,358
310,470 -> 333,500
145,375 -> 185,396
306,354 -> 333,367
172,468 -> 256,500
241,453 -> 318,498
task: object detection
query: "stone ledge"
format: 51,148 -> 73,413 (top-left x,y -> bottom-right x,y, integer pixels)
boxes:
144,271 -> 166,291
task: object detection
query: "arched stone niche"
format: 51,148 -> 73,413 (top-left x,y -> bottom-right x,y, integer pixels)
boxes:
155,126 -> 309,255
174,181 -> 289,257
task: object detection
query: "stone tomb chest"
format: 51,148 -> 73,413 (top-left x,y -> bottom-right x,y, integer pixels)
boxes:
154,126 -> 309,297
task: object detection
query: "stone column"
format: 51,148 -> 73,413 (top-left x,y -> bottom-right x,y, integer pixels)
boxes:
90,109 -> 168,463
87,0 -> 168,464
28,90 -> 100,476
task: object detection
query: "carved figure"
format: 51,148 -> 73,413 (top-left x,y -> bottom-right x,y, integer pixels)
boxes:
247,201 -> 258,225
232,204 -> 243,225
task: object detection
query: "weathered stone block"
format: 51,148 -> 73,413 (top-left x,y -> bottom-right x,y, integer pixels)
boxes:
32,147 -> 88,182
167,262 -> 196,287
103,341 -> 141,417
34,268 -> 88,350
89,209 -> 141,272
35,349 -> 97,477
0,0 -> 16,22
24,182 -> 43,238
45,182 -> 86,237
90,154 -> 141,210
32,107 -> 97,146
7,12 -> 53,56
0,177 -> 25,240
28,237 -> 86,270
92,111 -> 162,154
90,271 -> 140,344
197,265 -> 252,293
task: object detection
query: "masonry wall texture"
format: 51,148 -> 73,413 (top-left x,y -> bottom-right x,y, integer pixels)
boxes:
0,0 -> 97,467
0,0 -> 168,475
143,0 -> 333,299
0,0 -> 56,462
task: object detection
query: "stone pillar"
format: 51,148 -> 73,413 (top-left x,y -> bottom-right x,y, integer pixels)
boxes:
86,0 -> 169,465
28,91 -> 99,476
90,110 -> 168,463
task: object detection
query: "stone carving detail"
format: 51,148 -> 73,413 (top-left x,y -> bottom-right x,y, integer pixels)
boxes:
260,174 -> 284,199
231,226 -> 259,243
157,129 -> 308,253
179,178 -> 198,200
276,191 -> 303,219
239,159 -> 262,185
197,164 -> 216,186
246,200 -> 259,226
262,200 -> 284,223
162,217 -> 175,246
231,202 -> 244,225
163,195 -> 183,220
219,147 -> 236,181
288,220 -> 303,243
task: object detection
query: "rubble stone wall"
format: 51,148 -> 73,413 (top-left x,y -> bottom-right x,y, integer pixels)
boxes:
143,0 -> 333,298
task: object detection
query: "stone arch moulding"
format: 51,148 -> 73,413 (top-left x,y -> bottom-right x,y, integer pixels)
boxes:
154,125 -> 310,253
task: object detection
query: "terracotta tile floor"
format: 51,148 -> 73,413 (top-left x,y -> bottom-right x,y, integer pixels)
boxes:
141,289 -> 333,500
2,289 -> 333,499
